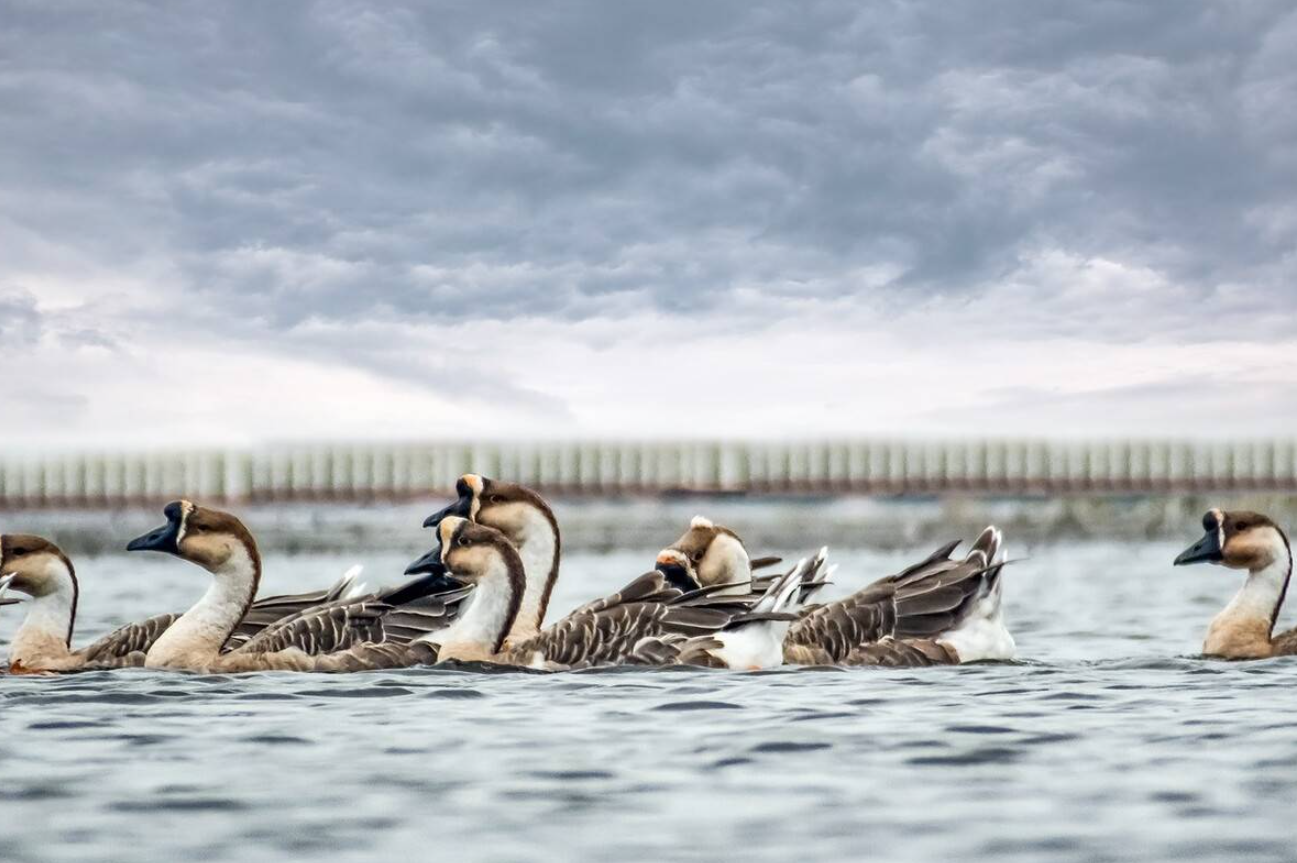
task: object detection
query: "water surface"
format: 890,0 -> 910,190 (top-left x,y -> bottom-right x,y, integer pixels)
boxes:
2,536 -> 1294,862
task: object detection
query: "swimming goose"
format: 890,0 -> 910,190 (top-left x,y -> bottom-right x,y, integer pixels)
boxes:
0,528 -> 408,673
1174,509 -> 1296,660
785,527 -> 1013,666
665,522 -> 1014,666
405,516 -> 755,670
0,533 -> 188,673
423,474 -> 560,644
661,516 -> 758,596
642,551 -> 827,670
126,501 -> 439,672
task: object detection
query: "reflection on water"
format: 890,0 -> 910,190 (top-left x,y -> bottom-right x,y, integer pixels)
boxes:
2,531 -> 1295,863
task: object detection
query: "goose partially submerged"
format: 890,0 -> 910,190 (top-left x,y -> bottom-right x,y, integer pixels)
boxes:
1174,509 -> 1296,660
126,501 -> 441,672
405,516 -> 785,670
661,521 -> 1014,666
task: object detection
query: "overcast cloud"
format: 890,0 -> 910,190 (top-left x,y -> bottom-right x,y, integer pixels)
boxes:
2,0 -> 1295,447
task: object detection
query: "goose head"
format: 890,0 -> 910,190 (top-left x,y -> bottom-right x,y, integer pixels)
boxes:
126,500 -> 259,574
405,516 -> 526,655
653,548 -> 701,592
423,474 -> 560,637
1175,509 -> 1290,572
661,515 -> 753,593
423,475 -> 558,548
406,516 -> 524,589
0,534 -> 76,606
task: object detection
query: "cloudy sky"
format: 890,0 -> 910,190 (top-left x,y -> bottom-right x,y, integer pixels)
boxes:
3,1 -> 1295,448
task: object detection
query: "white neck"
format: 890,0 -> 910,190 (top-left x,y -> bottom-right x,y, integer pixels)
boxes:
700,533 -> 753,596
507,507 -> 559,640
145,545 -> 258,670
8,559 -> 76,667
426,556 -> 517,662
1205,536 -> 1292,658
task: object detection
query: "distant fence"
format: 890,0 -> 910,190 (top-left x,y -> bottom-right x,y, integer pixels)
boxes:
2,439 -> 1296,508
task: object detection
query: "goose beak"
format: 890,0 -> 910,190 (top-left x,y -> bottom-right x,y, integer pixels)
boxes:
655,552 -> 700,591
1174,530 -> 1223,566
126,518 -> 182,554
422,494 -> 472,530
405,544 -> 449,577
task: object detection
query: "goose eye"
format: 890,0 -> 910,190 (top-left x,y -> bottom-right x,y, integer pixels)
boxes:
691,551 -> 704,563
488,494 -> 502,504
11,547 -> 28,557
1235,522 -> 1247,532
457,536 -> 470,547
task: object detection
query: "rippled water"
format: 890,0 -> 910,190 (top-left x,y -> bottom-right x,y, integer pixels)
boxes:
3,534 -> 1295,862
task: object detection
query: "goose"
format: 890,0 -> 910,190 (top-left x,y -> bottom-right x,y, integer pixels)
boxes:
658,516 -> 831,604
125,501 -> 442,672
1174,508 -> 1296,660
0,531 -> 400,673
641,552 -> 827,670
423,474 -> 560,644
404,516 -> 774,670
661,521 -> 1015,666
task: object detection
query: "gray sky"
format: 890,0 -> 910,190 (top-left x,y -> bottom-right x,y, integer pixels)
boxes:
3,1 -> 1295,447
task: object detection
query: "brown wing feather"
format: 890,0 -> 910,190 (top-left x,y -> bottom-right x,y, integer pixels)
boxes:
504,571 -> 755,668
232,586 -> 470,657
785,538 -> 1000,664
76,613 -> 181,662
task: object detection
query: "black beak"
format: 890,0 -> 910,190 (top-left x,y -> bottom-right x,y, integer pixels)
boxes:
1174,530 -> 1224,566
405,542 -> 449,577
423,494 -> 472,530
655,561 -> 701,592
126,518 -> 182,554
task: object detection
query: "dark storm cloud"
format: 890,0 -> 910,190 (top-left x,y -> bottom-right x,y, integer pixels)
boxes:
2,0 -> 1295,339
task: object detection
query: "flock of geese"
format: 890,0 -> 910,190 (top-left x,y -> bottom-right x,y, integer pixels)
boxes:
0,474 -> 1293,675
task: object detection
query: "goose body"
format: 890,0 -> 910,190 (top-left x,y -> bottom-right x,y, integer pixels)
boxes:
0,534 -> 187,673
0,531 -> 415,674
126,501 -> 444,673
660,521 -> 1014,667
406,516 -> 776,670
642,552 -> 828,670
1174,509 -> 1296,660
422,476 -> 743,668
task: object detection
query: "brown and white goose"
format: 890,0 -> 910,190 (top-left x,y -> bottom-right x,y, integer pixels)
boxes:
405,516 -> 761,670
0,533 -> 186,673
661,521 -> 1014,666
423,475 -> 560,645
1174,509 -> 1296,660
126,501 -> 440,673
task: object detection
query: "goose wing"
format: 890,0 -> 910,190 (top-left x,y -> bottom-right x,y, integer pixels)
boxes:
785,532 -> 1003,664
841,636 -> 959,667
226,566 -> 367,649
231,577 -> 473,657
505,572 -> 748,668
76,612 -> 182,664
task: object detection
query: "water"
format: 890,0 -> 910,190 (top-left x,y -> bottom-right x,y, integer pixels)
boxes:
2,530 -> 1295,862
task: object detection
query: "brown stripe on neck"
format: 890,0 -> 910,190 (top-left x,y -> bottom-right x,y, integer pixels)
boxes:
221,519 -> 263,646
494,539 -> 527,655
56,549 -> 78,648
533,496 -> 562,628
1270,525 -> 1292,636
